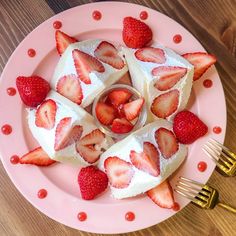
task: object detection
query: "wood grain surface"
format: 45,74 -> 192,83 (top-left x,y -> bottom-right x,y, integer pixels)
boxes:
1,0 -> 236,235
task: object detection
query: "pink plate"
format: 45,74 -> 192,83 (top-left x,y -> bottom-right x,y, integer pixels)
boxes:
0,2 -> 226,234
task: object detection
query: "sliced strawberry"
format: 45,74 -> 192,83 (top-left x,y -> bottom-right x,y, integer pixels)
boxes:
20,147 -> 56,166
94,41 -> 124,69
123,98 -> 144,121
182,52 -> 216,81
130,142 -> 160,177
104,156 -> 134,188
54,117 -> 83,151
147,180 -> 175,208
151,90 -> 179,118
111,118 -> 134,134
72,49 -> 105,84
135,47 -> 166,64
76,129 -> 106,164
152,66 -> 187,91
35,99 -> 57,130
155,128 -> 179,159
107,89 -> 132,108
55,30 -> 78,56
95,102 -> 117,125
56,74 -> 83,105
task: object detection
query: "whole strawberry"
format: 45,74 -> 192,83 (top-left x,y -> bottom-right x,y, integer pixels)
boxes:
78,166 -> 108,200
173,110 -> 208,144
123,17 -> 153,48
16,76 -> 51,107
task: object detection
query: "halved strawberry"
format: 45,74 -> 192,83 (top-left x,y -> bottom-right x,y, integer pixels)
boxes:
107,89 -> 132,108
104,156 -> 134,188
111,118 -> 134,134
35,99 -> 57,130
135,47 -> 166,64
182,52 -> 216,81
147,180 -> 175,209
94,41 -> 124,69
155,127 -> 179,158
54,117 -> 83,151
20,147 -> 56,166
56,74 -> 83,105
72,49 -> 105,84
123,97 -> 144,121
130,142 -> 160,177
152,66 -> 187,91
55,30 -> 78,56
151,90 -> 179,118
96,102 -> 117,125
76,129 -> 106,164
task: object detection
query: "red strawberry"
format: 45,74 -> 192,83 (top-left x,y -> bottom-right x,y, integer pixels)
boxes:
173,110 -> 208,144
72,49 -> 105,84
104,156 -> 134,188
94,41 -> 125,69
182,52 -> 216,81
155,128 -> 179,159
35,99 -> 57,130
152,66 -> 187,91
16,76 -> 50,107
151,89 -> 179,118
56,74 -> 83,105
20,147 -> 56,166
135,47 -> 166,64
78,166 -> 108,200
55,30 -> 78,56
111,118 -> 134,134
147,180 -> 175,209
130,142 -> 160,177
76,129 -> 105,164
123,17 -> 152,49
95,102 -> 117,125
123,98 -> 144,121
54,117 -> 83,151
107,89 -> 132,108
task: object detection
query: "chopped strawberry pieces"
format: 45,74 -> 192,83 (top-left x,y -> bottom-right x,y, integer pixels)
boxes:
104,156 -> 134,188
111,118 -> 134,134
96,102 -> 117,125
123,97 -> 144,121
107,89 -> 132,108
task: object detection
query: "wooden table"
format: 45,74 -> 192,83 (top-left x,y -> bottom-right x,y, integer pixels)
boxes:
1,0 -> 236,235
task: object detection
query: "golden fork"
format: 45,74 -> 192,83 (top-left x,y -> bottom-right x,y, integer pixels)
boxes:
203,138 -> 236,176
175,177 -> 236,213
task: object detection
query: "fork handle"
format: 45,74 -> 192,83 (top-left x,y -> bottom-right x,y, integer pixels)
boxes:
217,202 -> 236,213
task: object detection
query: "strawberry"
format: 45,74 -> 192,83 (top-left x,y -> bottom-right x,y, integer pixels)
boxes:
20,147 -> 56,166
173,110 -> 208,144
104,156 -> 134,188
56,74 -> 83,105
35,99 -> 57,130
72,49 -> 105,84
55,30 -> 78,56
107,89 -> 132,108
155,128 -> 179,159
16,76 -> 50,107
95,102 -> 117,125
111,118 -> 134,134
54,117 -> 83,151
151,89 -> 179,119
123,17 -> 153,48
76,129 -> 105,164
182,52 -> 216,81
94,41 -> 125,69
130,142 -> 160,177
135,47 -> 166,64
152,66 -> 187,91
147,180 -> 175,209
78,166 -> 108,200
123,98 -> 144,121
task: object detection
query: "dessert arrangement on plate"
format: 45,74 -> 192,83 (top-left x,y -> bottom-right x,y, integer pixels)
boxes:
15,16 -> 216,210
